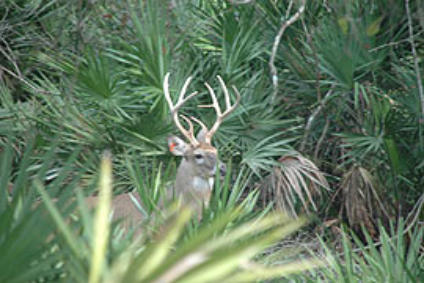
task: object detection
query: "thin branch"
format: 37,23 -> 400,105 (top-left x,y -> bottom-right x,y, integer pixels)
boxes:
301,17 -> 321,101
368,30 -> 424,52
404,192 -> 424,233
229,0 -> 255,4
0,66 -> 53,95
285,0 -> 294,19
314,118 -> 330,161
0,38 -> 22,78
406,0 -> 424,124
300,87 -> 334,152
269,0 -> 306,103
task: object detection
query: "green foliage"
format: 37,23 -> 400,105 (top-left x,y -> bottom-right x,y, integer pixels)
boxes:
0,137 -> 86,282
33,151 -> 318,282
77,51 -> 123,102
319,220 -> 424,282
0,134 -> 319,282
1,0 -> 424,281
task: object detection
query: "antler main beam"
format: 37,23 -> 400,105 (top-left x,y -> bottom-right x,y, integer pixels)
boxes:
202,75 -> 241,143
163,73 -> 200,145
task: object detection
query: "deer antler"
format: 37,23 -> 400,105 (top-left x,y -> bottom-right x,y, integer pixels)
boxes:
163,73 -> 200,145
164,73 -> 241,145
201,75 -> 241,144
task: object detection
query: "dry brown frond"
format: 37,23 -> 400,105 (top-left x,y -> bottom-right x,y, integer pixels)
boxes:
339,166 -> 392,237
261,154 -> 329,217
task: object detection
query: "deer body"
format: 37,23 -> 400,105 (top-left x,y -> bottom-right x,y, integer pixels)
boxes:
85,193 -> 143,229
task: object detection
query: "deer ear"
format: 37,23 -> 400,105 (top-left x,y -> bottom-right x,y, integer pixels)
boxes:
196,128 -> 207,143
168,136 -> 188,156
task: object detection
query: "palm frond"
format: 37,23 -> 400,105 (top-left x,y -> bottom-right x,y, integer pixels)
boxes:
262,153 -> 329,217
338,166 -> 392,237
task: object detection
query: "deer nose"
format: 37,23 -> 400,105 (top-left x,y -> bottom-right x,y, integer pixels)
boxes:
219,163 -> 226,177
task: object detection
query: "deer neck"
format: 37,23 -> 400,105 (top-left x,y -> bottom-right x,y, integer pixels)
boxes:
175,159 -> 214,194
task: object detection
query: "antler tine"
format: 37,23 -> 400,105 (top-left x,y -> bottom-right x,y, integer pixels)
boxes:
204,82 -> 221,115
190,116 -> 208,134
163,73 -> 173,109
202,77 -> 241,143
217,75 -> 231,109
179,115 -> 197,144
163,72 -> 199,145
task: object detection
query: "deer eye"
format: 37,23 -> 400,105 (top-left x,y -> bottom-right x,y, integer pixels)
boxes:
194,154 -> 203,160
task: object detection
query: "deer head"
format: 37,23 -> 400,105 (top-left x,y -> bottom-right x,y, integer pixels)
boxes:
163,73 -> 240,216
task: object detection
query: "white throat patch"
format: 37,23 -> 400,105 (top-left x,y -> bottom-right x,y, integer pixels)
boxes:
208,177 -> 214,190
193,176 -> 212,192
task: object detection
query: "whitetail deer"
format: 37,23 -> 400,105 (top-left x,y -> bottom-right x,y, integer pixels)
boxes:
83,73 -> 240,226
163,72 -> 240,218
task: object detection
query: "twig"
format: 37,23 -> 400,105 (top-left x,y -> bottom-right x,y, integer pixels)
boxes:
314,118 -> 330,160
406,0 -> 424,124
269,0 -> 306,103
369,30 -> 424,52
229,0 -> 255,4
0,39 -> 23,78
404,192 -> 424,234
301,17 -> 321,101
300,87 -> 334,152
285,0 -> 294,19
0,66 -> 53,95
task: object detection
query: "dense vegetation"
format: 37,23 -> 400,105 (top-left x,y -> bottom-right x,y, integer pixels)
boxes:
1,0 -> 423,282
